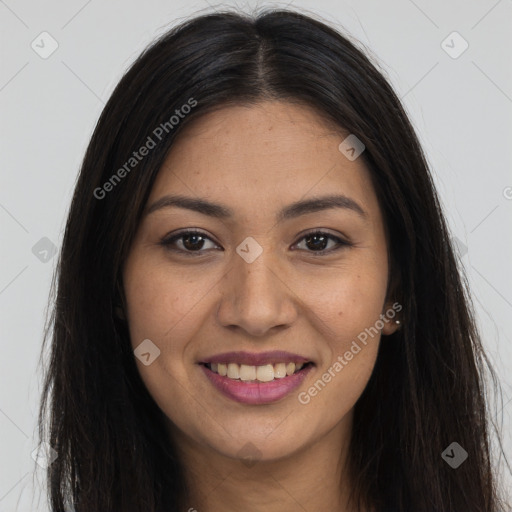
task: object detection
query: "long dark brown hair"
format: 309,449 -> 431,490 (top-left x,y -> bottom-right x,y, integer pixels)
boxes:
37,7 -> 509,511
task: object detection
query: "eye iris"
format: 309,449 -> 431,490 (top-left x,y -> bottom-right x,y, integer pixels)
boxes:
170,231 -> 339,253
182,233 -> 205,251
305,233 -> 328,251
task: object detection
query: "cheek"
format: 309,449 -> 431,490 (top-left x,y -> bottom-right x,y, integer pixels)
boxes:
122,259 -> 206,424
293,259 -> 387,412
122,257 -> 200,393
123,257 -> 214,351
294,258 -> 388,347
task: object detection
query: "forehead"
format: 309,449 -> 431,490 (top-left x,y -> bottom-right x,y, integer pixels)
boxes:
149,101 -> 380,222
162,100 -> 347,166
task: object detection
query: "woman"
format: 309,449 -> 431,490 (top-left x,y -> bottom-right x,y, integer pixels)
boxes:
37,7 -> 509,511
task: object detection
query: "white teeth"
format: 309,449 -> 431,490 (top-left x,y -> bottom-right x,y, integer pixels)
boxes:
274,363 -> 287,378
286,362 -> 295,376
207,361 -> 308,382
227,363 -> 239,379
256,364 -> 274,382
239,364 -> 256,381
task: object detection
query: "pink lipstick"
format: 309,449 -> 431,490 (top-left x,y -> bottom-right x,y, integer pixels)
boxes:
198,351 -> 314,405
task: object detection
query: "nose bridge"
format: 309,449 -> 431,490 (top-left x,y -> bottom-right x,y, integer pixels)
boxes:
232,237 -> 281,303
216,237 -> 296,334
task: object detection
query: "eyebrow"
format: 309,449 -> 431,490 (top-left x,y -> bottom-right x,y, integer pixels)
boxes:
145,193 -> 367,222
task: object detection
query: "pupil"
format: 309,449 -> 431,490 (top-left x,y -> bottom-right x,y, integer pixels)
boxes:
183,234 -> 204,251
306,234 -> 327,251
181,234 -> 328,251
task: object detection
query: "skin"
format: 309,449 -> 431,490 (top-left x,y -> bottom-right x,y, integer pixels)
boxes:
122,101 -> 400,511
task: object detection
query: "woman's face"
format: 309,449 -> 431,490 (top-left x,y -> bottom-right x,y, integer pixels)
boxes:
123,101 -> 399,463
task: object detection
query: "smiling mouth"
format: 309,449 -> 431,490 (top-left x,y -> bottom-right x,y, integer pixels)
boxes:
202,361 -> 314,383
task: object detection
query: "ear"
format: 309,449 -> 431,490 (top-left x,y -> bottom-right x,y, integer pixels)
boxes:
381,299 -> 402,336
381,260 -> 402,336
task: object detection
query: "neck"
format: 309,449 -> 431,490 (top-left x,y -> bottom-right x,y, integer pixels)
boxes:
169,412 -> 364,512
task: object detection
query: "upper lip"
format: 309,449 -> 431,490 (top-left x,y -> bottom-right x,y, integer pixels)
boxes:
199,350 -> 312,366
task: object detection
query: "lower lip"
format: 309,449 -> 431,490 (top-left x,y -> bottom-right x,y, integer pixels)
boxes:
200,364 -> 314,405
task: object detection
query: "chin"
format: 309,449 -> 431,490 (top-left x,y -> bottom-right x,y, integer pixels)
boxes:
222,439 -> 301,465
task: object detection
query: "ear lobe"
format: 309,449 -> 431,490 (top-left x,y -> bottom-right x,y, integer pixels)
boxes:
380,298 -> 403,336
382,316 -> 401,336
382,261 -> 402,336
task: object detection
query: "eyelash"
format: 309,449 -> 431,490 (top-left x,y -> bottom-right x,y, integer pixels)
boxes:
160,229 -> 352,257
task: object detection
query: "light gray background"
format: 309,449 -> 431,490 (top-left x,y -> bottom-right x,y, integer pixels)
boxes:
1,0 -> 511,510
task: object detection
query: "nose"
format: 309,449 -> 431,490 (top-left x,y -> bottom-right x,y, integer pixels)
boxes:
215,246 -> 298,337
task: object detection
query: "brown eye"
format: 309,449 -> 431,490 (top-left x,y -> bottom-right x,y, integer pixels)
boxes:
294,231 -> 351,255
161,230 -> 220,255
160,229 -> 351,257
